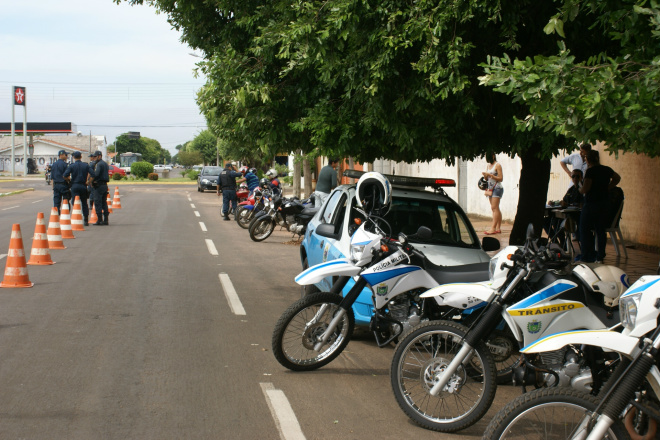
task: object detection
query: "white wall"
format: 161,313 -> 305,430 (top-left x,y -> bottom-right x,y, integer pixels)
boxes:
373,153 -> 577,221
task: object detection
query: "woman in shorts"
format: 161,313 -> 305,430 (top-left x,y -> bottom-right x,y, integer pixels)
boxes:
483,152 -> 503,235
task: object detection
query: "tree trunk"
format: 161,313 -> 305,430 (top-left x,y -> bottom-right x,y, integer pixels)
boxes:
303,155 -> 312,198
348,157 -> 355,184
293,150 -> 301,198
510,147 -> 551,245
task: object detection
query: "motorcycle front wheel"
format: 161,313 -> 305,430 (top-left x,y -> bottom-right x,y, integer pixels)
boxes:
390,320 -> 497,432
483,387 -> 629,440
249,216 -> 275,242
272,292 -> 355,371
235,206 -> 253,229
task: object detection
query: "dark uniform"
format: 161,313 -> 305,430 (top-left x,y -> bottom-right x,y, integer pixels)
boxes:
63,152 -> 91,224
87,155 -> 97,212
219,164 -> 243,220
90,152 -> 110,225
51,150 -> 70,214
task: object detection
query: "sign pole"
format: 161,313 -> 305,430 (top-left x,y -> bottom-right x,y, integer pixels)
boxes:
23,102 -> 27,175
10,87 -> 15,177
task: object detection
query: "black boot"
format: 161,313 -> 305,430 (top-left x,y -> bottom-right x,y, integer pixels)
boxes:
223,213 -> 230,221
84,217 -> 89,226
102,214 -> 109,225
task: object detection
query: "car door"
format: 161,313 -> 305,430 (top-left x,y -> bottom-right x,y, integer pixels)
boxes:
306,189 -> 348,291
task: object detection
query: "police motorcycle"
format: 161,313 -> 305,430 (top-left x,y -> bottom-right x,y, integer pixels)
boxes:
389,225 -> 630,432
249,192 -> 316,242
483,274 -> 660,440
271,172 -> 492,371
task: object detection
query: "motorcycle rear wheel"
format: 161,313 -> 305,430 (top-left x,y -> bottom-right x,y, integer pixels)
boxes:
272,292 -> 354,371
249,217 -> 275,242
390,320 -> 497,432
483,387 -> 629,440
235,206 -> 253,229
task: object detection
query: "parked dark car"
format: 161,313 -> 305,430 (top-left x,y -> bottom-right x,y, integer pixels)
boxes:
197,166 -> 222,192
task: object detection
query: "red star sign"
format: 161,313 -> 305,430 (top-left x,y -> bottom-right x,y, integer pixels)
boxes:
14,87 -> 25,105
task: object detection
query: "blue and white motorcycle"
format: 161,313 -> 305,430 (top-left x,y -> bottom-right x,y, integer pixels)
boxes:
483,274 -> 660,440
389,225 -> 630,432
271,172 -> 490,371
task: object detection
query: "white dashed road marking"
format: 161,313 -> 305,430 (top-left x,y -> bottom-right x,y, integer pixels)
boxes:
260,383 -> 306,440
190,203 -> 196,208
2,206 -> 19,211
205,239 -> 218,256
32,199 -> 44,203
199,222 -> 207,232
0,254 -> 7,260
218,273 -> 246,315
194,211 -> 200,217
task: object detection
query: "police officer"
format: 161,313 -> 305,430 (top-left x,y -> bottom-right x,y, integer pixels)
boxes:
90,151 -> 110,225
218,162 -> 245,220
51,149 -> 71,214
87,153 -> 97,213
63,151 -> 91,225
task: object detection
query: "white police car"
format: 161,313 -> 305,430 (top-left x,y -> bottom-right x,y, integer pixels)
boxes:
299,171 -> 500,326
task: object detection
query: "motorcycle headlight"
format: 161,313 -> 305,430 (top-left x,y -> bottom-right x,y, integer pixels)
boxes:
489,256 -> 498,281
620,293 -> 641,330
351,244 -> 366,262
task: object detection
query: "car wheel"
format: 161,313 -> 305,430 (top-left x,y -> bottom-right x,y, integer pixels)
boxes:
301,258 -> 320,298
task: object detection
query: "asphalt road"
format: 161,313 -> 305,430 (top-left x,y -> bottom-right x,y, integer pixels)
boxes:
0,181 -> 518,440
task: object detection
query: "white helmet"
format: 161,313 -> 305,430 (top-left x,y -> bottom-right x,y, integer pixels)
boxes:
266,168 -> 277,178
356,172 -> 392,216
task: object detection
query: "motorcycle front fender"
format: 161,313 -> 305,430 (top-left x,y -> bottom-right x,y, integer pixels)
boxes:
294,259 -> 361,285
420,282 -> 496,304
521,329 -> 638,356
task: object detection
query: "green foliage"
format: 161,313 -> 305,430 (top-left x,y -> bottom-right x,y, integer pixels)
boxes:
114,133 -> 172,164
177,150 -> 204,168
131,161 -> 154,179
189,130 -> 219,165
112,172 -> 123,181
148,173 -> 159,181
188,170 -> 200,180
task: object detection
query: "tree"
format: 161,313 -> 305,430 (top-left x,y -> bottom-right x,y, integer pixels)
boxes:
189,130 -> 219,165
480,1 -> 660,157
118,0 -> 658,242
177,150 -> 204,168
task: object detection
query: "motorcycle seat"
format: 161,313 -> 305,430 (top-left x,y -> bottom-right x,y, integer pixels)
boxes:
300,207 -> 319,216
423,259 -> 490,285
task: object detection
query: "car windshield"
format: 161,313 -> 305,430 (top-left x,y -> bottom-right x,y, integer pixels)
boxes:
384,197 -> 479,248
202,167 -> 221,175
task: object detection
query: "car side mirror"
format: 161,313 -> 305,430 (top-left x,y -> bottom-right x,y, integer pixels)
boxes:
416,226 -> 432,241
316,223 -> 339,239
482,236 -> 500,252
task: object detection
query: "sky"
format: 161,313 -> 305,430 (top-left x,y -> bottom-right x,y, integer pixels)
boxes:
0,0 -> 207,156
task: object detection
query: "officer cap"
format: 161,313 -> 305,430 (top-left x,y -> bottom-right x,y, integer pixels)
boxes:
72,151 -> 82,159
58,149 -> 68,156
88,152 -> 95,157
92,151 -> 102,157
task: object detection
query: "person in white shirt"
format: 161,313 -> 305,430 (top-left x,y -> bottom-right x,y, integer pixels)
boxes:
560,143 -> 591,188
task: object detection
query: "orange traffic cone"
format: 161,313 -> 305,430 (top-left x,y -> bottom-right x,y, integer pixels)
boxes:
89,202 -> 98,224
60,199 -> 75,239
27,212 -> 55,265
112,187 -> 122,209
0,224 -> 34,288
47,207 -> 66,250
71,196 -> 85,231
107,194 -> 113,214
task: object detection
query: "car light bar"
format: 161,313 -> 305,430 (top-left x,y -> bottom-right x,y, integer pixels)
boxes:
343,169 -> 456,189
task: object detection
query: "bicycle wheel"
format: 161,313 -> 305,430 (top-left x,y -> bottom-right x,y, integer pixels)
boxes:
483,387 -> 629,440
390,320 -> 497,432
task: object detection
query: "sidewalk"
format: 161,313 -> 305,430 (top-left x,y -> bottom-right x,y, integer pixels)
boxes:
469,215 -> 659,283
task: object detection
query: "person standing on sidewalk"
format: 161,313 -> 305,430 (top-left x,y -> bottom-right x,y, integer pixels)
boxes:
90,151 -> 110,225
218,162 -> 245,220
483,152 -> 504,235
51,149 -> 70,214
63,151 -> 91,226
314,158 -> 339,208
